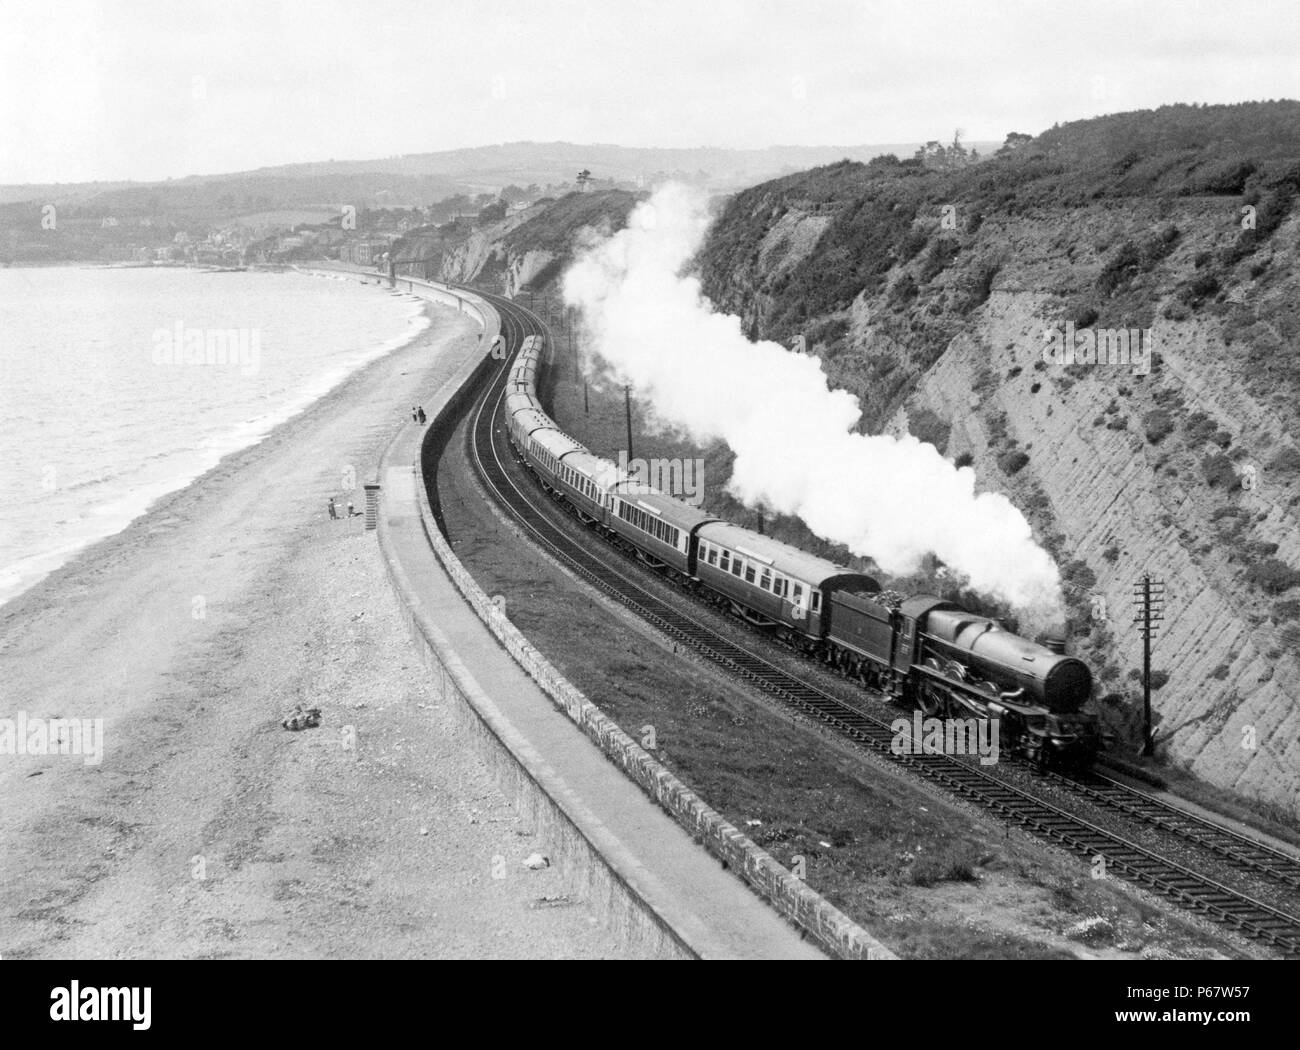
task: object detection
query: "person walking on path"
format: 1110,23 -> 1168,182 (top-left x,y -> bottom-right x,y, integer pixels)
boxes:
327,497 -> 339,520
417,406 -> 427,424
411,406 -> 418,422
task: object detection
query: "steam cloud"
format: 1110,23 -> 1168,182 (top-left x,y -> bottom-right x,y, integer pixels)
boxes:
562,183 -> 1063,618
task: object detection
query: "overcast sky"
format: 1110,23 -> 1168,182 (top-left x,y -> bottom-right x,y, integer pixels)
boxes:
3,0 -> 1297,184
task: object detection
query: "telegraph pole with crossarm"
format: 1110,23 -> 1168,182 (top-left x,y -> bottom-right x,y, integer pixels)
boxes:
1133,573 -> 1166,757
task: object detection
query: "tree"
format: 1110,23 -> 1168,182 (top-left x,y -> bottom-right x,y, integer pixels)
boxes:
948,128 -> 969,167
997,132 -> 1034,155
914,140 -> 945,166
576,169 -> 592,192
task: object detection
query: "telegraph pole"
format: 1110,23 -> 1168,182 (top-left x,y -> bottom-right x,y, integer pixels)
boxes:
1132,573 -> 1166,757
624,385 -> 634,461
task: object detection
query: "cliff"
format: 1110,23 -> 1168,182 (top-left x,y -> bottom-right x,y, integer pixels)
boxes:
693,103 -> 1300,816
391,190 -> 639,296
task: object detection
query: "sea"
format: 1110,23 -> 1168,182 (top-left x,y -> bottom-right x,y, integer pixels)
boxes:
0,266 -> 429,607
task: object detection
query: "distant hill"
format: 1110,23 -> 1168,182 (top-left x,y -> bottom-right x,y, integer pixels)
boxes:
2,139 -> 999,263
0,140 -> 989,211
223,141 -> 964,190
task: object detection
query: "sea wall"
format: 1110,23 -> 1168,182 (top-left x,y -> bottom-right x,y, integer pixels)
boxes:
375,276 -> 893,959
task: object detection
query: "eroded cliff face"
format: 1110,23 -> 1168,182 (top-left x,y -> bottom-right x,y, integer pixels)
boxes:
696,157 -> 1300,815
415,189 -> 639,297
438,222 -> 557,297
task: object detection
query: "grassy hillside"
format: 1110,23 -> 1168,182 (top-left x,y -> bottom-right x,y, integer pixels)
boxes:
689,101 -> 1300,816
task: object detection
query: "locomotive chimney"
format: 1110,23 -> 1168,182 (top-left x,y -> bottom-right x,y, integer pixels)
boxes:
1043,635 -> 1066,654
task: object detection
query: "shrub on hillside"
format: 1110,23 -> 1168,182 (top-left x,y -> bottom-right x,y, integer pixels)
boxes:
909,408 -> 951,453
889,273 -> 919,305
962,261 -> 1000,312
1177,272 -> 1221,308
997,450 -> 1029,475
897,226 -> 929,262
1201,453 -> 1238,488
1246,559 -> 1300,594
1095,226 -> 1180,297
1271,599 -> 1300,622
919,238 -> 961,283
1062,559 -> 1097,590
1268,446 -> 1300,474
1184,411 -> 1217,445
809,315 -> 850,347
1143,409 -> 1175,443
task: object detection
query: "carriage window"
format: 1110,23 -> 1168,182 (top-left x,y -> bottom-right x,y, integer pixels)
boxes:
759,569 -> 771,591
732,557 -> 744,577
744,564 -> 756,584
719,550 -> 729,570
707,546 -> 717,564
774,577 -> 787,597
811,591 -> 821,612
791,583 -> 803,606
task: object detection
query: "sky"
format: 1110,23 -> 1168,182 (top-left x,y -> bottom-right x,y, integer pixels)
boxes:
2,0 -> 1298,184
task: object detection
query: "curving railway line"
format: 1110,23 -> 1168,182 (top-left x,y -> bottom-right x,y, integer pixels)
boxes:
431,284 -> 1300,957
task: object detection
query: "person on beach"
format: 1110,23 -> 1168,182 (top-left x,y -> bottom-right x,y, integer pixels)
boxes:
417,406 -> 427,424
327,497 -> 339,520
411,406 -> 418,422
347,501 -> 358,517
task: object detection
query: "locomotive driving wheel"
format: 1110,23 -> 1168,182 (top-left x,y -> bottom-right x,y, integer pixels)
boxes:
918,658 -> 949,717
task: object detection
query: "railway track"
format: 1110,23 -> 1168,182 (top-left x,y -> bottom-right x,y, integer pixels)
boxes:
1051,768 -> 1300,889
435,286 -> 1300,958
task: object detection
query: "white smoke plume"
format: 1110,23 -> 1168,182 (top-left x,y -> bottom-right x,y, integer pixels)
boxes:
562,183 -> 1063,618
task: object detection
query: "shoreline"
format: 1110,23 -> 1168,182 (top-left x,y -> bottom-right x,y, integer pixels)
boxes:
0,297 -> 629,958
0,269 -> 429,611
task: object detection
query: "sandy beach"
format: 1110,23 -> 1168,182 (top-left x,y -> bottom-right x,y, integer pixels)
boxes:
0,302 -> 631,959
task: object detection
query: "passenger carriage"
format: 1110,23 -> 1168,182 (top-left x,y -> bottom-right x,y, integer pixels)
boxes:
524,428 -> 587,493
550,451 -> 620,525
506,403 -> 555,452
607,483 -> 716,578
692,522 -> 877,644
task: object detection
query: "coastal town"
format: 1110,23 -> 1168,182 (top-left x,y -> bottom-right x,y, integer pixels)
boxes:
0,168 -> 715,269
2,189 -> 550,269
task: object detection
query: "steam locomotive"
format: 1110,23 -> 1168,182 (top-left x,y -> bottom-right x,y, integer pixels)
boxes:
503,335 -> 1100,768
